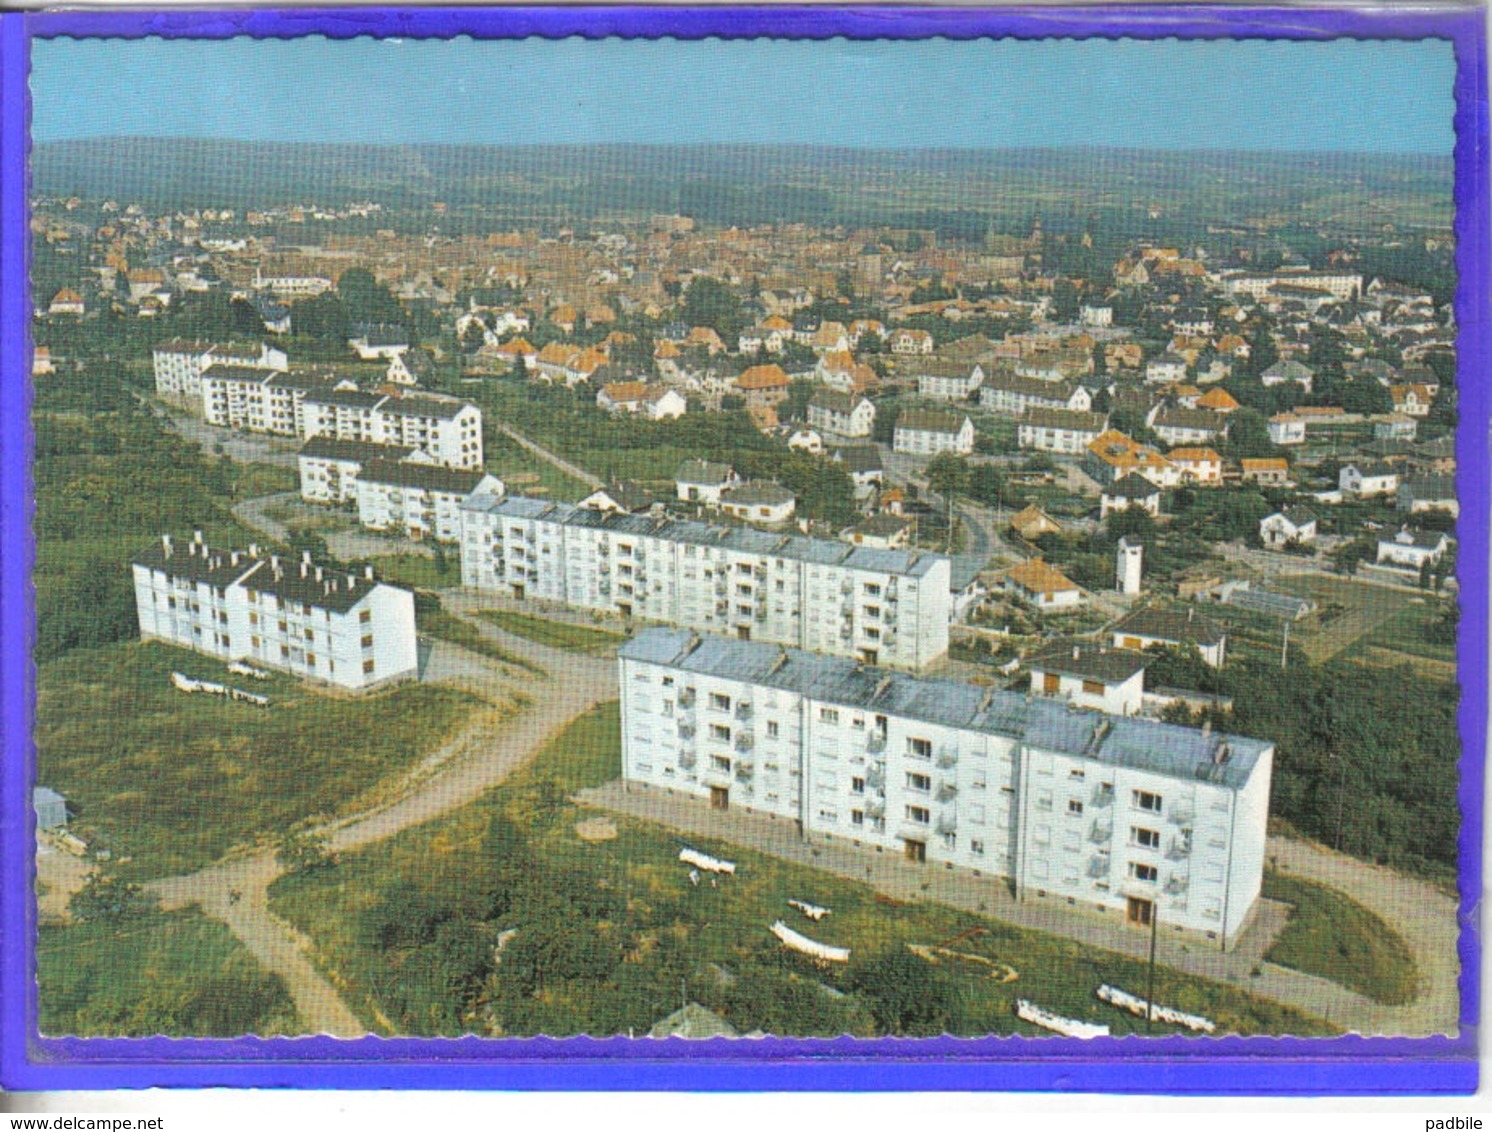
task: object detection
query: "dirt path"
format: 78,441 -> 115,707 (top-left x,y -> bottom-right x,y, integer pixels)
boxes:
498,424 -> 605,489
142,612 -> 618,1035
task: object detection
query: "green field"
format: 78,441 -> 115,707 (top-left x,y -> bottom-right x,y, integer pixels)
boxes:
367,552 -> 459,590
270,702 -> 1335,1039
36,641 -> 481,879
485,431 -> 591,502
478,610 -> 627,653
1359,600 -> 1457,666
415,596 -> 544,674
1261,871 -> 1419,1005
38,907 -> 297,1037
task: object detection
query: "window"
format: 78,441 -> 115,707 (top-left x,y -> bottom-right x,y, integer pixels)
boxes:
1082,678 -> 1105,695
1133,790 -> 1163,812
248,611 -> 258,625
710,724 -> 731,742
866,605 -> 881,619
1068,799 -> 1084,816
851,716 -> 865,731
851,777 -> 866,795
906,805 -> 930,825
662,676 -> 675,687
908,737 -> 932,760
820,707 -> 840,724
767,720 -> 779,738
906,772 -> 931,793
1130,827 -> 1161,850
712,755 -> 732,772
359,609 -> 372,624
280,644 -> 289,658
851,811 -> 864,827
710,693 -> 732,712
1043,673 -> 1060,694
361,634 -> 373,649
1129,863 -> 1158,882
1069,767 -> 1086,780
864,583 -> 882,596
971,839 -> 985,856
362,659 -> 375,674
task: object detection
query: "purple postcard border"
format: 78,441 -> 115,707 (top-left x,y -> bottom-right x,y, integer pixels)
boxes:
1,5 -> 1486,1095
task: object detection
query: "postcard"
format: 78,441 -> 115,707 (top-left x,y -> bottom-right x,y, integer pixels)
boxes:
1,5 -> 1485,1094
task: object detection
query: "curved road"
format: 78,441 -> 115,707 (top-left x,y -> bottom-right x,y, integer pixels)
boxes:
146,610 -> 618,1036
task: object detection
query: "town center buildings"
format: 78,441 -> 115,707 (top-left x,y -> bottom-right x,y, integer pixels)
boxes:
619,628 -> 1274,948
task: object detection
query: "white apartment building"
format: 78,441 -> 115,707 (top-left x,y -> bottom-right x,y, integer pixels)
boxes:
915,360 -> 986,402
1221,270 -> 1362,303
298,436 -> 415,504
289,387 -> 483,470
980,373 -> 1093,417
806,390 -> 876,440
356,460 -> 503,543
152,339 -> 288,400
1018,408 -> 1108,454
201,367 -> 340,437
893,410 -> 975,457
619,628 -> 1274,947
460,497 -> 951,670
132,532 -> 418,691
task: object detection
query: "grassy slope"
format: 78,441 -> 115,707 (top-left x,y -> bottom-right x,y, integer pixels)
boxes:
38,907 -> 298,1037
1261,871 -> 1419,1005
477,610 -> 626,653
36,640 -> 480,880
271,702 -> 1335,1039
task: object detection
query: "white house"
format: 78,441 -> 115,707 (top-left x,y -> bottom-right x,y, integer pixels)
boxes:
1147,405 -> 1227,447
719,482 -> 797,525
1003,559 -> 1085,610
889,328 -> 935,355
806,389 -> 876,440
1339,462 -> 1400,498
133,532 -> 418,691
1145,354 -> 1189,385
1397,476 -> 1458,518
348,324 -> 410,361
1259,506 -> 1318,549
1261,360 -> 1316,393
598,381 -> 688,420
893,409 -> 975,457
1026,640 -> 1148,716
1267,413 -> 1307,446
618,627 -> 1276,948
1101,474 -> 1162,519
1376,528 -> 1451,570
1111,606 -> 1227,668
676,460 -> 741,506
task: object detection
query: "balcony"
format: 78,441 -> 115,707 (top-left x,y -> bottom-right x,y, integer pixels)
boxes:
735,702 -> 753,722
1169,806 -> 1196,826
867,731 -> 887,754
678,749 -> 697,770
866,766 -> 885,789
1091,785 -> 1114,808
677,720 -> 696,739
1087,856 -> 1111,879
866,797 -> 886,818
734,733 -> 755,753
935,814 -> 957,836
1166,833 -> 1193,860
841,579 -> 853,595
1089,820 -> 1113,844
1165,875 -> 1188,895
734,762 -> 754,783
936,781 -> 958,803
936,746 -> 959,769
679,689 -> 696,708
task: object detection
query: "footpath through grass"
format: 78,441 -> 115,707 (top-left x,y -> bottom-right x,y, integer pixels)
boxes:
36,641 -> 481,880
38,907 -> 298,1037
1261,871 -> 1419,1005
270,702 -> 1336,1039
415,595 -> 544,674
478,610 -> 626,653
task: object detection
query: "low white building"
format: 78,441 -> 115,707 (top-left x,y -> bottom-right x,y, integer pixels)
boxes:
719,482 -> 797,526
1027,640 -> 1148,716
676,460 -> 741,506
1111,606 -> 1227,668
1267,413 -> 1307,446
132,532 -> 418,691
1101,474 -> 1162,519
1259,507 -> 1318,549
1339,462 -> 1400,498
893,409 -> 975,456
618,628 -> 1275,948
806,390 -> 876,440
915,359 -> 986,402
1376,528 -> 1451,570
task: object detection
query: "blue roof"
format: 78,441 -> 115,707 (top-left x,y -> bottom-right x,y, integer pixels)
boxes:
621,629 -> 1271,789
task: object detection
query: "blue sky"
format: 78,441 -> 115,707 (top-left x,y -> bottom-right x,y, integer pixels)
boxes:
31,35 -> 1456,153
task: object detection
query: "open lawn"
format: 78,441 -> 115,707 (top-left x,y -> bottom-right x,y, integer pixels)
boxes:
1262,871 -> 1418,1005
367,552 -> 459,590
35,641 -> 481,880
1359,600 -> 1457,666
1273,574 -> 1415,664
270,703 -> 1335,1039
38,906 -> 298,1037
485,430 -> 590,502
478,611 -> 627,653
416,596 -> 543,674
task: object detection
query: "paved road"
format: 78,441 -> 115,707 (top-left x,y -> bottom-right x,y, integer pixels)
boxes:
498,424 -> 604,490
577,782 -> 1459,1037
144,609 -> 618,1036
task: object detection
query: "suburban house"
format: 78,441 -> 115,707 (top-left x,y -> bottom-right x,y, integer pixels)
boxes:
1261,360 -> 1316,393
1267,413 -> 1308,446
1101,473 -> 1163,519
1167,447 -> 1223,486
676,460 -> 741,505
831,445 -> 885,501
1376,528 -> 1452,570
1339,462 -> 1400,498
806,389 -> 876,440
1240,457 -> 1290,487
1085,430 -> 1179,488
578,483 -> 657,515
1026,640 -> 1148,716
597,381 -> 688,420
841,513 -> 916,550
348,323 -> 410,361
1145,353 -> 1189,384
1374,414 -> 1419,441
1003,559 -> 1084,610
719,482 -> 797,525
889,328 -> 935,355
734,364 -> 793,409
1390,383 -> 1435,417
980,372 -> 1092,416
1009,504 -> 1063,542
1147,405 -> 1228,447
48,288 -> 85,316
1111,606 -> 1227,668
1397,475 -> 1458,517
1259,506 -> 1318,549
893,409 -> 976,456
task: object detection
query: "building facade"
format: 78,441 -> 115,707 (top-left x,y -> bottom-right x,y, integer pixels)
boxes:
460,496 -> 951,670
618,629 -> 1273,947
132,532 -> 418,691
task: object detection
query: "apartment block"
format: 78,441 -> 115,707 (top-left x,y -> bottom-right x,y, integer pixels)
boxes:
356,460 -> 503,543
152,339 -> 288,400
619,628 -> 1274,947
461,496 -> 951,670
132,532 -> 418,691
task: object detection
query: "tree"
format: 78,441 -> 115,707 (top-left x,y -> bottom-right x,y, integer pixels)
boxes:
70,872 -> 156,922
277,829 -> 334,874
1224,408 -> 1275,459
681,276 -> 743,340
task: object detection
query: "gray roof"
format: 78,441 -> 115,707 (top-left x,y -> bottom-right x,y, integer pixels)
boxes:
134,537 -> 398,614
722,482 -> 795,507
896,409 -> 969,435
1400,475 -> 1455,501
1111,606 -> 1225,648
377,393 -> 471,421
831,445 -> 883,474
621,628 -> 1269,790
677,459 -> 735,486
1106,473 -> 1161,500
298,436 -> 413,463
462,493 -> 945,579
1027,640 -> 1150,683
1023,406 -> 1106,432
359,459 -> 491,495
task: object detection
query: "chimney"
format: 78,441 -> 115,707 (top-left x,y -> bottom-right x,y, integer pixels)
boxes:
300,561 -> 307,578
193,529 -> 204,545
249,543 -> 260,557
364,565 -> 374,581
162,534 -> 172,558
1072,644 -> 1080,660
1201,720 -> 1212,740
302,550 -> 312,566
314,566 -> 323,582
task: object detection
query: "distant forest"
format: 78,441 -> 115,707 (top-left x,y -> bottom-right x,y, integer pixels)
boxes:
31,139 -> 1455,238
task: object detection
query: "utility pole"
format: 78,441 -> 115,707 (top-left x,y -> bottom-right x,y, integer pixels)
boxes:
1281,619 -> 1290,670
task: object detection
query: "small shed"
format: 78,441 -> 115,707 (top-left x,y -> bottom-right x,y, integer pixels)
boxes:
33,786 -> 68,830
